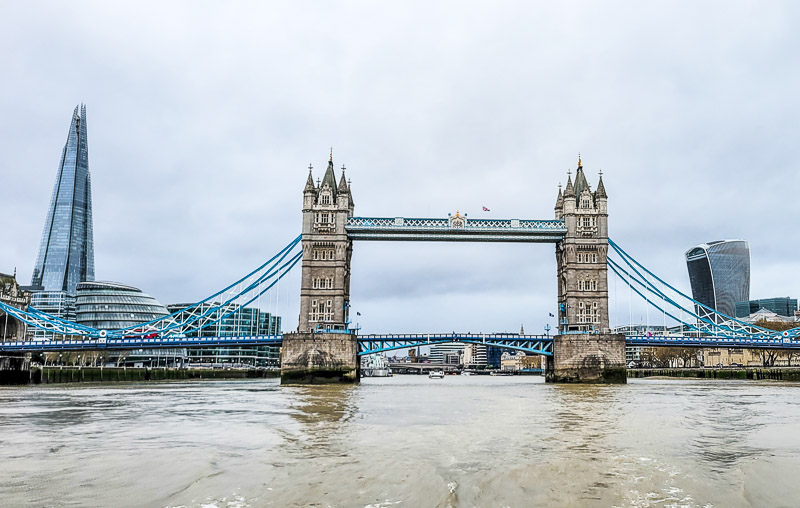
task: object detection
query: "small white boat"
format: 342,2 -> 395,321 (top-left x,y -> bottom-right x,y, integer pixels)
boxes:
428,370 -> 445,379
460,371 -> 474,376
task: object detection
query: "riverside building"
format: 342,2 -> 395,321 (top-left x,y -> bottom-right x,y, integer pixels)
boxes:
166,303 -> 281,368
75,281 -> 186,367
735,297 -> 798,318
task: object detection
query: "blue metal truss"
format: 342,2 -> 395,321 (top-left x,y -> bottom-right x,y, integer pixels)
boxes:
0,335 -> 283,352
356,333 -> 554,356
626,335 -> 800,350
2,332 -> 799,354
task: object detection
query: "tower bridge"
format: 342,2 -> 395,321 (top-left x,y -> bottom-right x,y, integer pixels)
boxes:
3,154 -> 799,383
281,154 -> 622,383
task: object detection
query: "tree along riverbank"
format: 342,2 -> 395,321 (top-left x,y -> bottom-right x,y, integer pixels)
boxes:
628,367 -> 800,381
1,367 -> 280,385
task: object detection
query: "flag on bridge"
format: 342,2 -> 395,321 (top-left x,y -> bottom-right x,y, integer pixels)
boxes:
482,206 -> 490,211
356,311 -> 361,316
549,312 -> 555,317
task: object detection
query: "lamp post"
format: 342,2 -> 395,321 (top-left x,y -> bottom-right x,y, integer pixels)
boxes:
544,323 -> 551,338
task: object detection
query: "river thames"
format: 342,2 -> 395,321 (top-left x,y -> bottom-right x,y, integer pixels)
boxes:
1,376 -> 799,507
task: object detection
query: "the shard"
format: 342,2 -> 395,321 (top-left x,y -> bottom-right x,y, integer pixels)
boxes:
30,104 -> 95,294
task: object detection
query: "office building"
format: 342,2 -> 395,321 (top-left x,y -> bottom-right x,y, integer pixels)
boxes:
75,281 -> 186,367
166,303 -> 281,368
75,281 -> 171,330
429,343 -> 464,364
28,105 -> 95,338
685,240 -> 750,317
735,297 -> 797,318
31,104 -> 94,294
462,343 -> 488,367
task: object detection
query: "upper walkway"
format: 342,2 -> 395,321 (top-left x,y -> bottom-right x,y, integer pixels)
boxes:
345,217 -> 567,242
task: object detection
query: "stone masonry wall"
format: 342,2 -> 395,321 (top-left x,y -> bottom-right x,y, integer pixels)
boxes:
546,333 -> 626,383
281,332 -> 359,384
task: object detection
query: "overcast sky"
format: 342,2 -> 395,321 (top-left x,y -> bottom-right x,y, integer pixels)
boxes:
2,1 -> 798,334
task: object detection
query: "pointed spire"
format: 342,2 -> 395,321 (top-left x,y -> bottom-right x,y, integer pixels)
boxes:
555,185 -> 564,208
574,163 -> 590,197
338,164 -> 349,193
304,164 -> 316,192
564,174 -> 575,198
595,172 -> 607,199
320,153 -> 338,200
578,152 -> 582,168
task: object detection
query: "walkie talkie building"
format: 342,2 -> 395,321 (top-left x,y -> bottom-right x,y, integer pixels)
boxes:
685,240 -> 750,318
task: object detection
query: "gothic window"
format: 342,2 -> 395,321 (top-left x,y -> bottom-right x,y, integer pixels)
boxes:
313,277 -> 334,289
320,193 -> 331,205
581,197 -> 591,209
310,299 -> 335,323
312,248 -> 335,260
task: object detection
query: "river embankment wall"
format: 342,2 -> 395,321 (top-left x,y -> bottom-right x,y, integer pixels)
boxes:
2,367 -> 280,385
628,368 -> 800,381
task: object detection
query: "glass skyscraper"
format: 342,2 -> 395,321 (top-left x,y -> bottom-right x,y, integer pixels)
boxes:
685,240 -> 750,318
31,104 -> 94,294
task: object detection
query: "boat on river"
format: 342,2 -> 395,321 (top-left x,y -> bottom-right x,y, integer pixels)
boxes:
428,370 -> 445,379
361,353 -> 392,377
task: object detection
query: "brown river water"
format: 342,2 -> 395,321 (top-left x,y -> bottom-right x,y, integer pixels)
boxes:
1,376 -> 799,507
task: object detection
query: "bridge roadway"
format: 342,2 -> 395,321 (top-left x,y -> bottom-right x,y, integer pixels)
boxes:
0,332 -> 798,354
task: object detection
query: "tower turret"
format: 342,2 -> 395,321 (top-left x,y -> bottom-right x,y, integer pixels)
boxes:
554,184 -> 564,219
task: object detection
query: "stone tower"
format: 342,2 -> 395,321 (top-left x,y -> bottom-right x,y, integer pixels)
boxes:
297,154 -> 354,332
554,156 -> 610,333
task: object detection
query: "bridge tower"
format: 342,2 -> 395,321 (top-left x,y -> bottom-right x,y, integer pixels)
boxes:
548,157 -> 626,383
281,154 -> 359,384
297,155 -> 354,332
555,156 -> 609,333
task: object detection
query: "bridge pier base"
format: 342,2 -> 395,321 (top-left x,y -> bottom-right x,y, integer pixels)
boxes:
0,353 -> 31,385
545,333 -> 627,384
280,332 -> 360,384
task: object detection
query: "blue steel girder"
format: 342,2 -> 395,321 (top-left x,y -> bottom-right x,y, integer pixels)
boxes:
356,333 -> 554,356
345,217 -> 566,243
0,335 -> 284,353
625,335 -> 800,350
